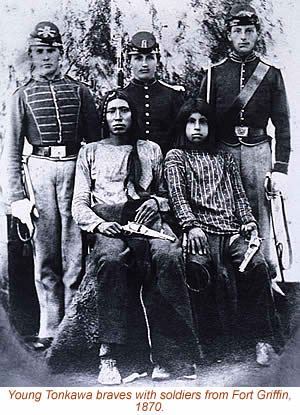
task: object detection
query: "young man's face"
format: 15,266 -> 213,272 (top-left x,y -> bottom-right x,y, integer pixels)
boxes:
228,25 -> 258,56
30,46 -> 61,77
186,112 -> 209,144
106,98 -> 132,136
130,53 -> 158,81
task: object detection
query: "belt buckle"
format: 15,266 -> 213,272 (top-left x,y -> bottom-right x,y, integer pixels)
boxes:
235,126 -> 249,137
50,146 -> 66,158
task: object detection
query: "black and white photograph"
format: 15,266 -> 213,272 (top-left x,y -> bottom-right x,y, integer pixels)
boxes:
0,0 -> 299,412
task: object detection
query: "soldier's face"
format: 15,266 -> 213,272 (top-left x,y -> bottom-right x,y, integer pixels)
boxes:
106,98 -> 132,136
30,46 -> 61,77
130,53 -> 158,81
186,112 -> 209,144
228,25 -> 258,55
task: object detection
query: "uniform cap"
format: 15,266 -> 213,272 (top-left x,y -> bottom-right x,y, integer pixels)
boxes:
226,4 -> 260,29
127,31 -> 159,55
29,21 -> 63,48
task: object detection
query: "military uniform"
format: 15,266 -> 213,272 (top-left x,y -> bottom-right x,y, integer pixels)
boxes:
4,22 -> 100,340
124,79 -> 184,156
123,31 -> 184,156
200,8 -> 291,272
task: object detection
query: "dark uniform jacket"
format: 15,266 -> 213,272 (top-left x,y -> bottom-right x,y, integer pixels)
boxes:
123,78 -> 184,156
5,73 -> 100,203
200,52 -> 291,174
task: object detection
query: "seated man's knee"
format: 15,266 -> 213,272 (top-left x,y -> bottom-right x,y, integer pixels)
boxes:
250,250 -> 268,269
87,242 -> 129,272
230,236 -> 267,270
100,249 -> 129,268
241,251 -> 271,285
151,239 -> 179,259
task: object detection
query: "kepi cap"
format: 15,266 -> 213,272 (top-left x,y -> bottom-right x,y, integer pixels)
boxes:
29,21 -> 63,48
226,4 -> 260,30
127,31 -> 159,55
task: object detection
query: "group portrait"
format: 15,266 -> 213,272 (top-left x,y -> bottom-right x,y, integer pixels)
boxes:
0,0 -> 299,389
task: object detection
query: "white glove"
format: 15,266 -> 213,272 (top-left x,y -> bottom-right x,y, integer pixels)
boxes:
271,172 -> 288,197
11,198 -> 39,235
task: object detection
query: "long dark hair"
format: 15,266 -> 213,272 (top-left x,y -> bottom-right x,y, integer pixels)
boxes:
100,89 -> 141,142
172,98 -> 216,152
99,89 -> 147,197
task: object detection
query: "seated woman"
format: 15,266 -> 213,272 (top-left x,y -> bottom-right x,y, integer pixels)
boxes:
48,90 -> 199,385
164,98 -> 281,366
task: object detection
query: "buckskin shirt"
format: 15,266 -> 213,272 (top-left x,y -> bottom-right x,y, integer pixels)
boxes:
68,138 -> 199,376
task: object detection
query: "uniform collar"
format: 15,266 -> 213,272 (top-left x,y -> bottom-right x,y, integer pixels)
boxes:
32,70 -> 63,82
229,51 -> 257,63
131,78 -> 157,86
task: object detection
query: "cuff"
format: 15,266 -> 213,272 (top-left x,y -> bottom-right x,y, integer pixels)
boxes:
87,218 -> 104,233
182,220 -> 202,231
273,161 -> 288,174
241,215 -> 257,227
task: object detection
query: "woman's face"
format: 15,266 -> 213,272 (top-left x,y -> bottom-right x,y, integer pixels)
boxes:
185,112 -> 209,144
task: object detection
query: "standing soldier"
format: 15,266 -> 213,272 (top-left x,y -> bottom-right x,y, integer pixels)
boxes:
123,31 -> 184,156
4,21 -> 100,349
200,4 -> 291,277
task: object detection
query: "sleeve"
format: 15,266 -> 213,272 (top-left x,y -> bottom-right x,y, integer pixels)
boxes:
270,68 -> 291,174
79,84 -> 101,143
164,149 -> 200,230
71,146 -> 104,232
3,90 -> 27,204
150,144 -> 169,212
227,154 -> 257,225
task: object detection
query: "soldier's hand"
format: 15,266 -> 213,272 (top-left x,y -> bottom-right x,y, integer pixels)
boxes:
11,198 -> 38,235
134,199 -> 158,224
187,227 -> 209,255
271,172 -> 288,198
97,221 -> 122,237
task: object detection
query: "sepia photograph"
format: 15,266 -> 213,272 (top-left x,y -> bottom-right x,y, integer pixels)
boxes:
0,0 -> 299,407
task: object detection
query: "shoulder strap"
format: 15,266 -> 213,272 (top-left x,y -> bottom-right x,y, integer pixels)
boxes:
158,80 -> 185,92
225,61 -> 270,118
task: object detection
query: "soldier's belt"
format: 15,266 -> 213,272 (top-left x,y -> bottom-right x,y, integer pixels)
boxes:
32,144 -> 79,158
222,127 -> 269,147
234,126 -> 266,138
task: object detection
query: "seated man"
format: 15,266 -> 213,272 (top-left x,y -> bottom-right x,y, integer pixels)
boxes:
164,98 -> 280,366
71,90 -> 198,384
